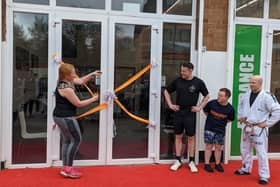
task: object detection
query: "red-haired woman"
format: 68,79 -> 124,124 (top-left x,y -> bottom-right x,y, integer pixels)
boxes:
53,63 -> 101,178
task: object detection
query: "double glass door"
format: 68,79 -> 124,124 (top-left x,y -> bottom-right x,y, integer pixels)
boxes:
51,15 -> 160,166
10,12 -> 160,168
266,25 -> 280,154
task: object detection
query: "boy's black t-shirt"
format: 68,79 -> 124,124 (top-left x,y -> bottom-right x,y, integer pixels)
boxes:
203,99 -> 235,134
166,76 -> 209,110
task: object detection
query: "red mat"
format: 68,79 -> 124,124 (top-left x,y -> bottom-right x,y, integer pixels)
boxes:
0,160 -> 280,187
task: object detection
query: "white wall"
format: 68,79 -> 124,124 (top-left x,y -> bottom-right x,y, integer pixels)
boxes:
197,51 -> 228,150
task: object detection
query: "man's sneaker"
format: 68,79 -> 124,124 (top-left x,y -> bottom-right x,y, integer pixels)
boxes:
234,169 -> 250,175
60,166 -> 82,179
170,160 -> 182,171
204,164 -> 214,173
215,164 -> 224,172
259,178 -> 269,185
188,161 -> 198,173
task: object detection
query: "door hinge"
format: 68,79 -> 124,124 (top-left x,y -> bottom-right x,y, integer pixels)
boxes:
266,32 -> 273,38
152,28 -> 159,34
53,20 -> 61,27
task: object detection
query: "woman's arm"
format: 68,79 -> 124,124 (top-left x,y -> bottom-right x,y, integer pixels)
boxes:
73,70 -> 102,85
59,88 -> 99,108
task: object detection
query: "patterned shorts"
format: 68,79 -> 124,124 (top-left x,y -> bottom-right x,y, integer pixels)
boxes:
204,130 -> 225,145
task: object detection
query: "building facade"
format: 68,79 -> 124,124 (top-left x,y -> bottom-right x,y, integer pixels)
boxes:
0,0 -> 279,169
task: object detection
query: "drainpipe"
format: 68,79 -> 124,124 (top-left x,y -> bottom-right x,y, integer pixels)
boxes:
195,0 -> 204,165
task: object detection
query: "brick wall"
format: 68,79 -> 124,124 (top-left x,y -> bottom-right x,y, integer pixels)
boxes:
2,0 -> 6,41
203,0 -> 228,51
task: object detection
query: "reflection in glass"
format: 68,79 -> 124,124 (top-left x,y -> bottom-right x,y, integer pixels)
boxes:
269,30 -> 280,153
160,23 -> 191,159
13,12 -> 48,164
113,24 -> 151,159
236,0 -> 264,18
163,0 -> 192,15
56,0 -> 105,9
269,0 -> 280,19
13,0 -> 49,5
62,20 -> 102,160
112,0 -> 156,13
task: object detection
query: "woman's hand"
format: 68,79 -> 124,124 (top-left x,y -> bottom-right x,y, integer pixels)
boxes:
92,70 -> 102,76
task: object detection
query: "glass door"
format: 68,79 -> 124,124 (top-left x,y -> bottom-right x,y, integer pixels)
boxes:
11,12 -> 49,165
266,25 -> 280,155
52,13 -> 108,165
107,17 -> 161,164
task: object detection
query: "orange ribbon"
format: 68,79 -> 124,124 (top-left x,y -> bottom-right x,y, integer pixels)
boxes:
75,64 -> 154,125
114,99 -> 151,125
76,103 -> 108,119
114,64 -> 153,93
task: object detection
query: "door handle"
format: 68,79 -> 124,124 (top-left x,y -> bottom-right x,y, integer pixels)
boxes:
151,91 -> 158,98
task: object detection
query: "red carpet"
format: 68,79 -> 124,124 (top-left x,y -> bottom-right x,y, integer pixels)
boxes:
0,160 -> 280,187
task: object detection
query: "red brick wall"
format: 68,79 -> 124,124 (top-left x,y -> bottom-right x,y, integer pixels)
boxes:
2,0 -> 6,41
203,0 -> 228,51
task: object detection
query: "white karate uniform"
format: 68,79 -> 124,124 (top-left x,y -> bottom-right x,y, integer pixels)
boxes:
238,90 -> 280,179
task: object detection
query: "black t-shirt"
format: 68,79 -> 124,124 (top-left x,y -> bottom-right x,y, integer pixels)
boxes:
166,76 -> 209,110
53,81 -> 77,117
203,100 -> 235,134
250,91 -> 260,106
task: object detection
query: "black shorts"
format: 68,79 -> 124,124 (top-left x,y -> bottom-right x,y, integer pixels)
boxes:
174,110 -> 196,136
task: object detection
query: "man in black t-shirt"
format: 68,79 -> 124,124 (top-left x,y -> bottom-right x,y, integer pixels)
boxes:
164,62 -> 209,172
203,88 -> 235,173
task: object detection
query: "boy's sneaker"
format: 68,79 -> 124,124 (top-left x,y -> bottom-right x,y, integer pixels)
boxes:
204,164 -> 214,173
170,160 -> 182,171
188,161 -> 198,173
60,166 -> 82,179
215,164 -> 224,172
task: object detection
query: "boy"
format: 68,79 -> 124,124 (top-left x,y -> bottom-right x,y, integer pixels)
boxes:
203,88 -> 235,172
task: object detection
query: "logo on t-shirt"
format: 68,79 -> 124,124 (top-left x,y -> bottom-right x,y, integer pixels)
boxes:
189,85 -> 196,93
210,109 -> 227,119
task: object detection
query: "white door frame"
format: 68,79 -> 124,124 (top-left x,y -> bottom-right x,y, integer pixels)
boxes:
51,12 -> 108,166
107,16 -> 162,165
265,24 -> 280,159
5,8 -> 51,169
265,24 -> 280,91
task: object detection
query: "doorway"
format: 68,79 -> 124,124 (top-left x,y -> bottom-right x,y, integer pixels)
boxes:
266,25 -> 280,155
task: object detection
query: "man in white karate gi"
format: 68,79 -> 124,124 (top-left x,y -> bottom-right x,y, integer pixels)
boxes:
234,75 -> 280,185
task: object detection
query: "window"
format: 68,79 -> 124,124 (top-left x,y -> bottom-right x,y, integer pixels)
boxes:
13,0 -> 49,5
163,0 -> 192,16
236,0 -> 264,18
111,0 -> 156,13
269,0 -> 280,19
56,0 -> 105,9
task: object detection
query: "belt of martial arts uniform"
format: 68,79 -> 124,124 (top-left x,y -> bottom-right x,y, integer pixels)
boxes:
250,124 -> 268,137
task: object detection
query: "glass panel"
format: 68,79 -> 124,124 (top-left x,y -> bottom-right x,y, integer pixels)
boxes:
113,23 -> 151,158
269,0 -> 280,19
112,0 -> 156,13
61,20 -> 102,160
236,0 -> 264,18
268,30 -> 280,153
160,23 -> 191,159
56,0 -> 105,9
13,12 -> 48,164
163,0 -> 192,16
13,0 -> 49,5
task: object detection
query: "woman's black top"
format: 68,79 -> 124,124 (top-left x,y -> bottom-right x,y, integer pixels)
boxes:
53,81 -> 76,117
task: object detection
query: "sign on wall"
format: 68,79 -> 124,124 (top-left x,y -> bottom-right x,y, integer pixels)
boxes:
231,25 -> 262,155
